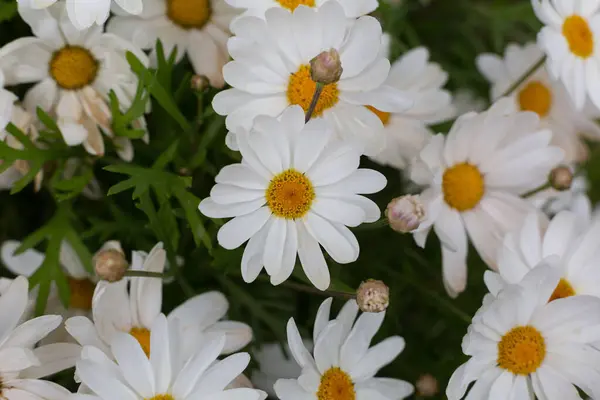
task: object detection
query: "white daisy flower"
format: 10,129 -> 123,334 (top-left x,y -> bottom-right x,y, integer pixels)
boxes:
212,2 -> 412,156
368,46 -> 453,170
199,106 -> 386,290
75,313 -> 266,400
449,89 -> 485,116
533,0 -> 600,110
477,41 -> 600,163
0,276 -> 80,389
274,297 -> 414,400
107,0 -> 238,88
17,0 -> 143,30
484,211 -> 600,302
447,264 -> 600,399
223,0 -> 378,20
66,242 -> 252,361
411,100 -> 564,297
0,4 -> 149,161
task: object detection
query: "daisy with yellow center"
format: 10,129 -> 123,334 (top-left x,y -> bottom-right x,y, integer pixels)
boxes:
223,0 -> 377,20
0,4 -> 149,161
411,100 -> 564,297
108,0 -> 237,88
274,298 -> 414,400
65,242 -> 253,361
199,107 -> 386,290
213,2 -> 412,156
477,42 -> 600,164
447,265 -> 600,399
75,314 -> 266,400
533,0 -> 600,110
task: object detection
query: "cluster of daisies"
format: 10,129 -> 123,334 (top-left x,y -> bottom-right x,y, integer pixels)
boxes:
2,0 -> 600,398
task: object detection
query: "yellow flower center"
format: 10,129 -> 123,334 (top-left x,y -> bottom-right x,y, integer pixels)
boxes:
67,278 -> 95,310
50,46 -> 98,90
266,169 -> 315,219
518,81 -> 552,117
497,326 -> 546,375
276,0 -> 315,11
317,367 -> 356,400
167,0 -> 211,29
287,65 -> 339,118
548,278 -> 575,302
562,15 -> 594,58
129,327 -> 151,357
366,106 -> 391,126
442,163 -> 485,211
146,395 -> 174,400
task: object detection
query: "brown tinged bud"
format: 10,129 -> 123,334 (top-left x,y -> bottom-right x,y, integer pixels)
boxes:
416,374 -> 439,397
356,279 -> 389,313
386,195 -> 425,233
94,248 -> 128,282
310,49 -> 343,84
191,74 -> 209,91
549,165 -> 573,191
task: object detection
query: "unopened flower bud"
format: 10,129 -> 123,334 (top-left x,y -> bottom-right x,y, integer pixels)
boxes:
94,248 -> 128,282
549,165 -> 573,191
191,74 -> 209,91
310,49 -> 343,84
356,279 -> 389,313
416,374 -> 439,397
386,195 -> 425,233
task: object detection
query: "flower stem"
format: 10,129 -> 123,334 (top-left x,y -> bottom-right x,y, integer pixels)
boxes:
522,182 -> 552,198
282,279 -> 355,300
495,56 -> 546,100
124,270 -> 164,279
305,83 -> 324,122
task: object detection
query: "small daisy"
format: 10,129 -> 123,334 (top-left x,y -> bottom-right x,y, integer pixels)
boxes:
484,211 -> 600,302
274,297 -> 414,400
108,0 -> 238,88
0,4 -> 149,161
477,42 -> 600,162
224,0 -> 378,19
199,106 -> 386,290
533,0 -> 600,110
17,0 -> 143,30
448,264 -> 600,399
411,100 -> 564,297
368,45 -> 453,170
0,276 -> 79,390
212,2 -> 412,156
66,242 -> 252,360
75,313 -> 266,400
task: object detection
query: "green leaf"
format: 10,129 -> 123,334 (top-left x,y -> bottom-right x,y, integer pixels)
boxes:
175,189 -> 212,249
36,108 -> 61,133
157,200 -> 180,252
153,139 -> 180,169
0,1 -> 17,22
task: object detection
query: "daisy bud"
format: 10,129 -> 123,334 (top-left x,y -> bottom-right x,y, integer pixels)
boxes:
386,195 -> 425,233
310,49 -> 343,85
191,74 -> 209,91
94,248 -> 128,282
416,374 -> 439,397
549,165 -> 573,191
356,279 -> 389,313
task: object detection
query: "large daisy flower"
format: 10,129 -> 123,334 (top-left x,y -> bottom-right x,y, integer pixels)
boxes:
199,107 -> 386,290
411,100 -> 564,297
274,298 -> 414,400
212,2 -> 412,156
17,0 -> 143,30
223,0 -> 378,19
477,41 -> 600,163
0,276 -> 80,393
108,0 -> 238,88
66,242 -> 252,360
369,45 -> 453,170
75,313 -> 266,400
532,0 -> 600,110
447,265 -> 600,399
0,4 -> 149,161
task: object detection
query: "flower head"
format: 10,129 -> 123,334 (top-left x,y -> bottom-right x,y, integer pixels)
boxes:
386,195 -> 425,233
223,0 -> 378,20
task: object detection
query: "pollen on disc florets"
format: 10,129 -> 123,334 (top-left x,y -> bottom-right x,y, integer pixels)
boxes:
68,278 -> 95,310
562,15 -> 594,59
130,327 -> 151,357
518,81 -> 552,117
266,169 -> 315,219
442,163 -> 485,211
50,46 -> 99,90
287,65 -> 339,118
317,367 -> 356,400
366,105 -> 391,126
146,395 -> 175,400
549,278 -> 575,302
497,326 -> 546,375
276,0 -> 315,11
167,0 -> 211,29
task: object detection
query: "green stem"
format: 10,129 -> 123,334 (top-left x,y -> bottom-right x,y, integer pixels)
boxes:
522,182 -> 551,198
495,56 -> 546,100
305,83 -> 324,122
124,270 -> 164,278
282,279 -> 355,300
